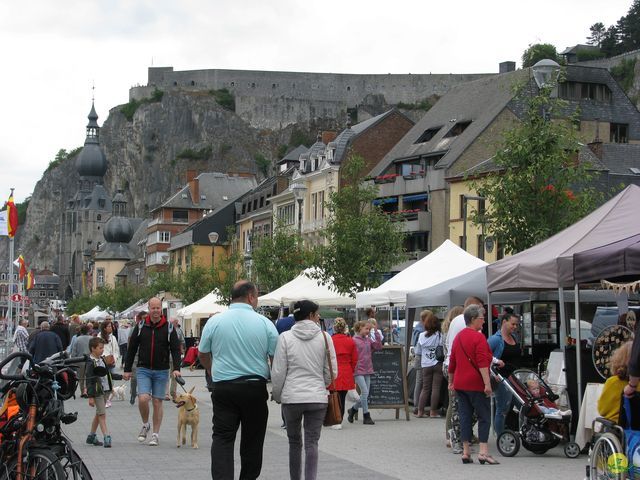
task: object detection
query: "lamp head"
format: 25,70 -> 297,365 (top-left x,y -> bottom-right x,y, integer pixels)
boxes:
532,59 -> 561,89
208,232 -> 219,244
290,182 -> 307,201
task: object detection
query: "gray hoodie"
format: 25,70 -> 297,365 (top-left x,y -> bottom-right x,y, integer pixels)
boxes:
271,320 -> 337,404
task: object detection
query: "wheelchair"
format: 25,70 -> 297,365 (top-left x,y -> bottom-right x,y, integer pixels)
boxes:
588,417 -> 627,479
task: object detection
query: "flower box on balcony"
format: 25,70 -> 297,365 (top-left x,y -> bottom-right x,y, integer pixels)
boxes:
374,174 -> 399,184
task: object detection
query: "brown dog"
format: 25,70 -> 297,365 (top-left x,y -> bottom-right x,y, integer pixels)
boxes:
174,386 -> 199,449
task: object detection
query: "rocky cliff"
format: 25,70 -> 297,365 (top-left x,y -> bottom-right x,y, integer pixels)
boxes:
12,89 -> 335,270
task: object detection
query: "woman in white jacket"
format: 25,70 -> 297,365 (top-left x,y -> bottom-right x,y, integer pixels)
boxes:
271,300 -> 337,480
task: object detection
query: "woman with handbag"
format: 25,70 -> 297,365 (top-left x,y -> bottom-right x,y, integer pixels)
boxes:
415,311 -> 444,418
330,318 -> 358,429
271,300 -> 337,480
448,304 -> 499,465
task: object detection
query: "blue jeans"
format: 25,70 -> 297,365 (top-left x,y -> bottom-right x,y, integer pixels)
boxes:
136,367 -> 169,399
493,382 -> 513,436
353,375 -> 371,414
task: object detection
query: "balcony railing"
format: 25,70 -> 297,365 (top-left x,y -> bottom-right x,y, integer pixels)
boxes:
301,218 -> 327,234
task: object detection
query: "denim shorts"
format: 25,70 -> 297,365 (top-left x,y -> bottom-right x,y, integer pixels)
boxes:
136,367 -> 169,399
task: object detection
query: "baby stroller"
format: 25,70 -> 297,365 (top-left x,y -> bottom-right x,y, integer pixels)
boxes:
492,366 -> 581,458
587,395 -> 640,480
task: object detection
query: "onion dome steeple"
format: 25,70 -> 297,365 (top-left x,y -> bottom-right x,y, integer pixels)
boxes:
76,101 -> 107,178
104,190 -> 133,244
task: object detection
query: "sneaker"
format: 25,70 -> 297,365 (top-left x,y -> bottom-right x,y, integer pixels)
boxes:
330,424 -> 342,430
105,401 -> 112,408
103,435 -> 112,448
452,443 -> 463,454
148,433 -> 159,446
137,423 -> 150,442
86,433 -> 102,446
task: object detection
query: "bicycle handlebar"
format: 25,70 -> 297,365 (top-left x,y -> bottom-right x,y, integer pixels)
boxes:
0,351 -> 33,380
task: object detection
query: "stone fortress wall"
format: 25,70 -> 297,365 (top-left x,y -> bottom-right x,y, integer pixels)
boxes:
130,66 -> 492,129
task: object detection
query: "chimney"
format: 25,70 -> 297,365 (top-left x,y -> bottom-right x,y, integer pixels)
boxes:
187,173 -> 199,205
322,131 -> 337,144
588,141 -> 603,159
499,61 -> 516,74
186,169 -> 197,183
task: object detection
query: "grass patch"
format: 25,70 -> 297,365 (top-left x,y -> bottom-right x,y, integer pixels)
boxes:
397,95 -> 439,111
209,88 -> 235,111
120,88 -> 164,121
611,58 -> 637,93
176,146 -> 213,161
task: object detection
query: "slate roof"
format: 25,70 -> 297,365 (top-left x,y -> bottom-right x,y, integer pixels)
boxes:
277,145 -> 308,165
370,64 -> 640,178
368,69 -> 528,177
332,109 -> 404,164
599,143 -> 640,175
153,172 -> 256,212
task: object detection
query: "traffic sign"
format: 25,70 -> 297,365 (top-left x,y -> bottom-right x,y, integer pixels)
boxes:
10,294 -> 22,302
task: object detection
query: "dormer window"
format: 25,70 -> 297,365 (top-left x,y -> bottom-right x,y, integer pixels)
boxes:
414,126 -> 442,144
444,121 -> 471,138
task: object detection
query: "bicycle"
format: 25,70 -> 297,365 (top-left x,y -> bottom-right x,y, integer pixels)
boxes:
0,350 -> 100,480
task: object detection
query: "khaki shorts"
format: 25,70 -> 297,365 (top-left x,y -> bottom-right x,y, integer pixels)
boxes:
93,393 -> 109,415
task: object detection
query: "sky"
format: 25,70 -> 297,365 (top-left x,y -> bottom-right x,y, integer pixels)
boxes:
0,0 -> 632,203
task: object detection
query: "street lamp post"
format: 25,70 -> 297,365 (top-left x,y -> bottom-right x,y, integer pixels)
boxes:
532,58 -> 561,121
208,232 -> 219,268
290,183 -> 307,235
134,267 -> 141,285
462,194 -> 486,253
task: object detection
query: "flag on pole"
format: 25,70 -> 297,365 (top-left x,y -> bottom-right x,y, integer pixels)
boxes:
13,255 -> 27,280
6,192 -> 18,238
26,270 -> 35,290
0,210 -> 7,236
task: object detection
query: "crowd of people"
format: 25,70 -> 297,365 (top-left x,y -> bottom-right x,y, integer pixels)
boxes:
5,283 -> 640,480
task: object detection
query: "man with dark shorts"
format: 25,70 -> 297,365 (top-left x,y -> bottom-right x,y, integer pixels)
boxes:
198,281 -> 278,480
124,297 -> 181,446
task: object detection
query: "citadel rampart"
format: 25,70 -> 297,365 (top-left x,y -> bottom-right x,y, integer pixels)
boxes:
130,67 -> 493,129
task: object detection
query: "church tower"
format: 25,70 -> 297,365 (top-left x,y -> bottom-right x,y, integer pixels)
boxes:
58,102 -> 112,299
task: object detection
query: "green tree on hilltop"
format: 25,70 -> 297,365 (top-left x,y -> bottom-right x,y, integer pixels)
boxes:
522,43 -> 561,67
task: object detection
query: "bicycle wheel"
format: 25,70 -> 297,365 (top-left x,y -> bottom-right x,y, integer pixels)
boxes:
58,447 -> 93,480
0,449 -> 65,480
589,432 -> 625,480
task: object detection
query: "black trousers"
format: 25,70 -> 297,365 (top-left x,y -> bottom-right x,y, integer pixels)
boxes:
210,381 -> 269,480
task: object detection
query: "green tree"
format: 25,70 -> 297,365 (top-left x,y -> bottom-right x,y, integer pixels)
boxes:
471,82 -> 600,255
587,22 -> 607,46
251,220 -> 310,293
311,155 -> 406,297
210,228 -> 247,305
254,153 -> 271,177
522,43 -> 560,67
172,264 -> 214,305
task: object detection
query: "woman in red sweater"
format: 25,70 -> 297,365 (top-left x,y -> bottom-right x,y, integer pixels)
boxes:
448,304 -> 498,465
330,318 -> 358,429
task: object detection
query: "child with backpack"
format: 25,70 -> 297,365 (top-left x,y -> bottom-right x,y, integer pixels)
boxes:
86,337 -> 113,448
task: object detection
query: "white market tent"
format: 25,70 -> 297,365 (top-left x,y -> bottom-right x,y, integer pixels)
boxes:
79,306 -> 111,321
356,240 -> 488,308
117,299 -> 145,319
258,268 -> 355,307
178,292 -> 228,337
177,292 -> 227,319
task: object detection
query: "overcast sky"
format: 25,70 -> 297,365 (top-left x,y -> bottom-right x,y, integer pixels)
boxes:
0,0 -> 631,203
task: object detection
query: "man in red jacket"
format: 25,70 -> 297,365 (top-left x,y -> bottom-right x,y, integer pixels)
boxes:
124,297 -> 182,447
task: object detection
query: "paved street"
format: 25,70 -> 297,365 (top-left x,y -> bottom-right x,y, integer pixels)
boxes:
56,370 -> 587,480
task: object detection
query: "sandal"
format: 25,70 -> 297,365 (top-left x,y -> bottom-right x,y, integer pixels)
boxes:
478,454 -> 500,465
461,455 -> 473,464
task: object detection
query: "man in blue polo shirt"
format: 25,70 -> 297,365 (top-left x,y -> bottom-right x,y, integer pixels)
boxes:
198,280 -> 278,480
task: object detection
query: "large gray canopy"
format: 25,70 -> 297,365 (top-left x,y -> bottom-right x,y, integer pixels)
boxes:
487,184 -> 640,292
573,233 -> 640,283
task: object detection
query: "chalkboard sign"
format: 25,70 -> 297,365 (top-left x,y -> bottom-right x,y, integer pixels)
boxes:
368,345 -> 410,420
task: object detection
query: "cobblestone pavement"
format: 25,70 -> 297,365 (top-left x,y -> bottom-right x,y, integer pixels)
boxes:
51,368 -> 588,480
